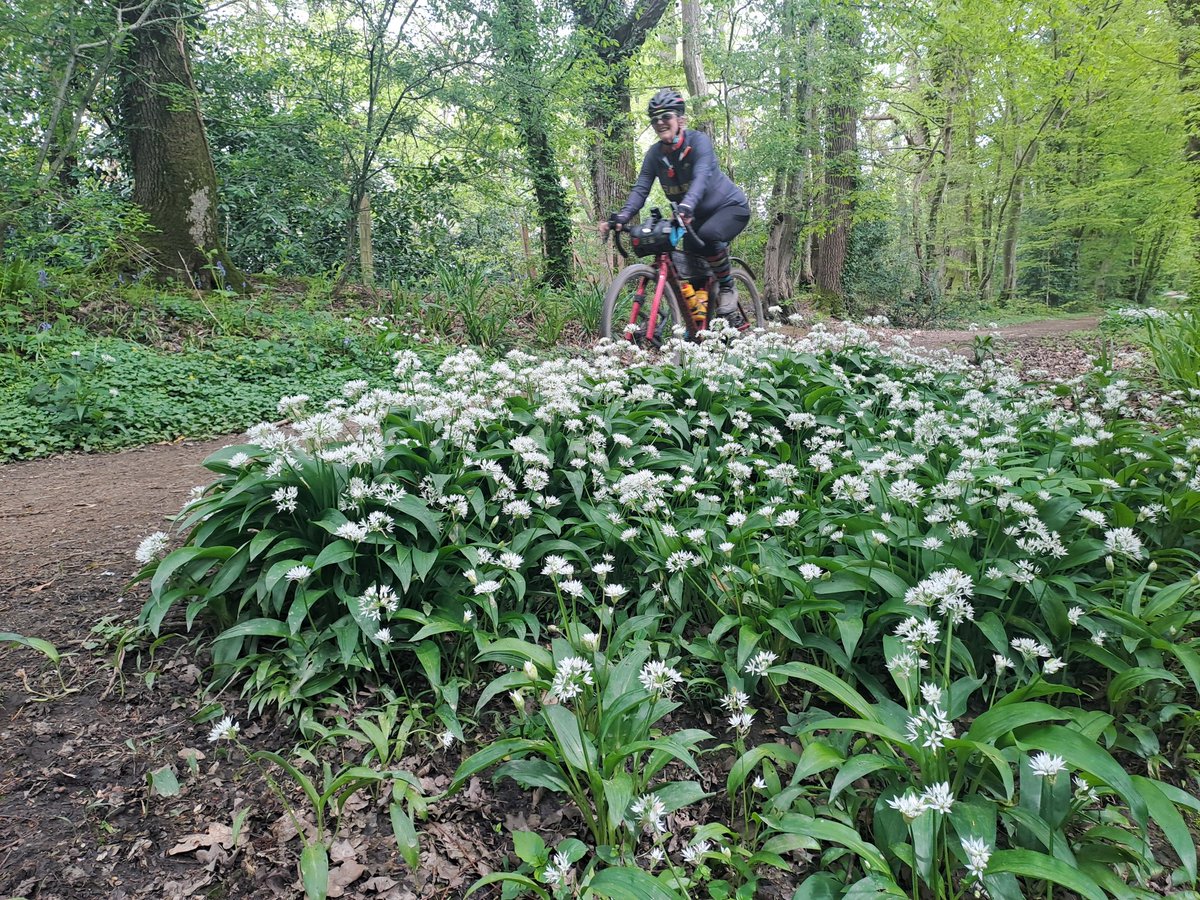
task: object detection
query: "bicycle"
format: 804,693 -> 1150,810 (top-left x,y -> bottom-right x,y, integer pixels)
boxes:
600,206 -> 764,348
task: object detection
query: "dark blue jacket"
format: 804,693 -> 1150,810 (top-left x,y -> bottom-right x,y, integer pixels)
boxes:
617,129 -> 747,223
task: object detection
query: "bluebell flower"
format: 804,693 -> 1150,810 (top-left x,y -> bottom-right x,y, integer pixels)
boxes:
37,269 -> 49,288
39,322 -> 51,331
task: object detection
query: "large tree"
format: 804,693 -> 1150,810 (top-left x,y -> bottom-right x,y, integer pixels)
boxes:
761,0 -> 819,305
118,0 -> 244,287
567,0 -> 671,221
1170,0 -> 1200,290
812,0 -> 862,302
494,0 -> 574,285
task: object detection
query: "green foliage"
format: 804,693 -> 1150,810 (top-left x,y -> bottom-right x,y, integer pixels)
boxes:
206,718 -> 426,900
454,637 -> 709,853
1145,308 -> 1200,393
139,324 -> 1200,894
0,278 -> 416,459
0,258 -> 41,300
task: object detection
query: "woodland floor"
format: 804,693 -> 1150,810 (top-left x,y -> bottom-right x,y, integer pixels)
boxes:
0,315 -> 1125,900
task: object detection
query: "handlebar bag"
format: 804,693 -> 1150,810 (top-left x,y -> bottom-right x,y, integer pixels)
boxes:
629,219 -> 675,257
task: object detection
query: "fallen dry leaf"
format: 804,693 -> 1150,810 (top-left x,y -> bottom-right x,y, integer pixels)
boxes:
168,822 -> 233,856
327,859 -> 366,897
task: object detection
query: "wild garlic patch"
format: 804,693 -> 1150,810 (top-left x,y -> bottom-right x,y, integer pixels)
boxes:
137,329 -> 1200,897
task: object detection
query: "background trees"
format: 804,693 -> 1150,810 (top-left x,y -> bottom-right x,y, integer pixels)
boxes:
2,0 -> 1196,316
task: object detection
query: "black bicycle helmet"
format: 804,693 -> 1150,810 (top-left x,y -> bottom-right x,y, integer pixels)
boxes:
647,88 -> 686,118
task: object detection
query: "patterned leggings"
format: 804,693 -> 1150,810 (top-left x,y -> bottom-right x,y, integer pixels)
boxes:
680,203 -> 751,289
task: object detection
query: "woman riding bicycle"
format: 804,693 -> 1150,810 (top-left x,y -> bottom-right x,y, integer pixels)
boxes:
600,88 -> 752,330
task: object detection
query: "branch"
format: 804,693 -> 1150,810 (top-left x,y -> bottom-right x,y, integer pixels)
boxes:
611,0 -> 671,59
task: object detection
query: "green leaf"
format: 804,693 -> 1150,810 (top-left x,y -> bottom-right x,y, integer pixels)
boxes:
495,759 -> 572,793
214,618 -> 290,641
799,717 -> 910,746
728,743 -> 803,795
604,772 -> 634,832
544,704 -> 596,773
411,546 -> 439,580
1014,724 -> 1146,825
149,546 -> 235,607
475,671 -> 529,715
794,741 -> 845,781
147,766 -> 180,797
791,873 -> 844,900
947,739 -> 1016,802
449,739 -> 543,793
652,780 -> 709,813
586,866 -> 684,899
264,557 -> 305,596
769,662 -> 880,721
1106,667 -> 1181,707
829,754 -> 901,804
760,813 -> 889,875
987,849 -> 1106,900
0,631 -> 60,664
389,803 -> 420,871
512,830 -> 548,867
476,638 -> 554,673
300,842 -> 329,900
965,702 -> 1070,745
312,540 -> 355,572
466,872 -> 550,899
1131,775 -> 1196,883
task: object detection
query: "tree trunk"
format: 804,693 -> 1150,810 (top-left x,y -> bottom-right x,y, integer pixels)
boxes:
1169,0 -> 1200,289
358,192 -> 375,288
813,0 -> 862,302
118,1 -> 244,289
680,0 -> 712,135
762,0 -> 817,306
498,0 -> 573,286
569,0 -> 671,222
585,75 -> 636,224
1000,175 -> 1024,304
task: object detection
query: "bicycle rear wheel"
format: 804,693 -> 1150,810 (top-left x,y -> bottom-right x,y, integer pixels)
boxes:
731,268 -> 764,328
601,264 -> 680,348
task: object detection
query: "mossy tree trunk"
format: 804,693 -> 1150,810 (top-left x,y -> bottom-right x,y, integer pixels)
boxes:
497,0 -> 574,286
118,0 -> 244,290
813,0 -> 862,305
568,0 -> 670,224
1170,0 -> 1200,290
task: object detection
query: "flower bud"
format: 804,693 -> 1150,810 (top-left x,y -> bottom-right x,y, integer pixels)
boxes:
1105,555 -> 1115,574
1148,560 -> 1158,573
509,689 -> 526,714
523,660 -> 539,680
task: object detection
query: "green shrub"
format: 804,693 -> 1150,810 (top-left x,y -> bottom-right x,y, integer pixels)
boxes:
138,326 -> 1200,895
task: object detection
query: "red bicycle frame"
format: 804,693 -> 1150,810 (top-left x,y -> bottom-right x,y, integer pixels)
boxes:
623,252 -> 705,345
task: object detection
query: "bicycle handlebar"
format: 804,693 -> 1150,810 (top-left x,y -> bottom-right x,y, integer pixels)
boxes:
605,203 -> 708,259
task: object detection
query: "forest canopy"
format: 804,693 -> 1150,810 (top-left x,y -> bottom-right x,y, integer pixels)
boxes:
2,0 -> 1199,320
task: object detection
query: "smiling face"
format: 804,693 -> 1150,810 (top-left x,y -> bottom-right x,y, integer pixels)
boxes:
650,111 -> 684,144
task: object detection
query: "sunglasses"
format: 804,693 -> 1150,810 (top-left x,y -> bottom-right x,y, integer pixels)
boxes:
649,111 -> 677,126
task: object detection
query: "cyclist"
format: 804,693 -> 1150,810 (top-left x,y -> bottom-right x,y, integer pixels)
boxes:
600,88 -> 752,330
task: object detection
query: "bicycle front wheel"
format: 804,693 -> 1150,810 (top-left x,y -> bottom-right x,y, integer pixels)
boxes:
601,264 -> 680,348
731,268 -> 765,328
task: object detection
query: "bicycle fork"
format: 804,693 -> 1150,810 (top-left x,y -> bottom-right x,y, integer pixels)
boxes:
626,258 -> 671,345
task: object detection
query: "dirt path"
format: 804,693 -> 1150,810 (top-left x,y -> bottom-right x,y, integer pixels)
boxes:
0,316 -> 1110,899
0,435 -> 235,591
886,313 -> 1101,349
